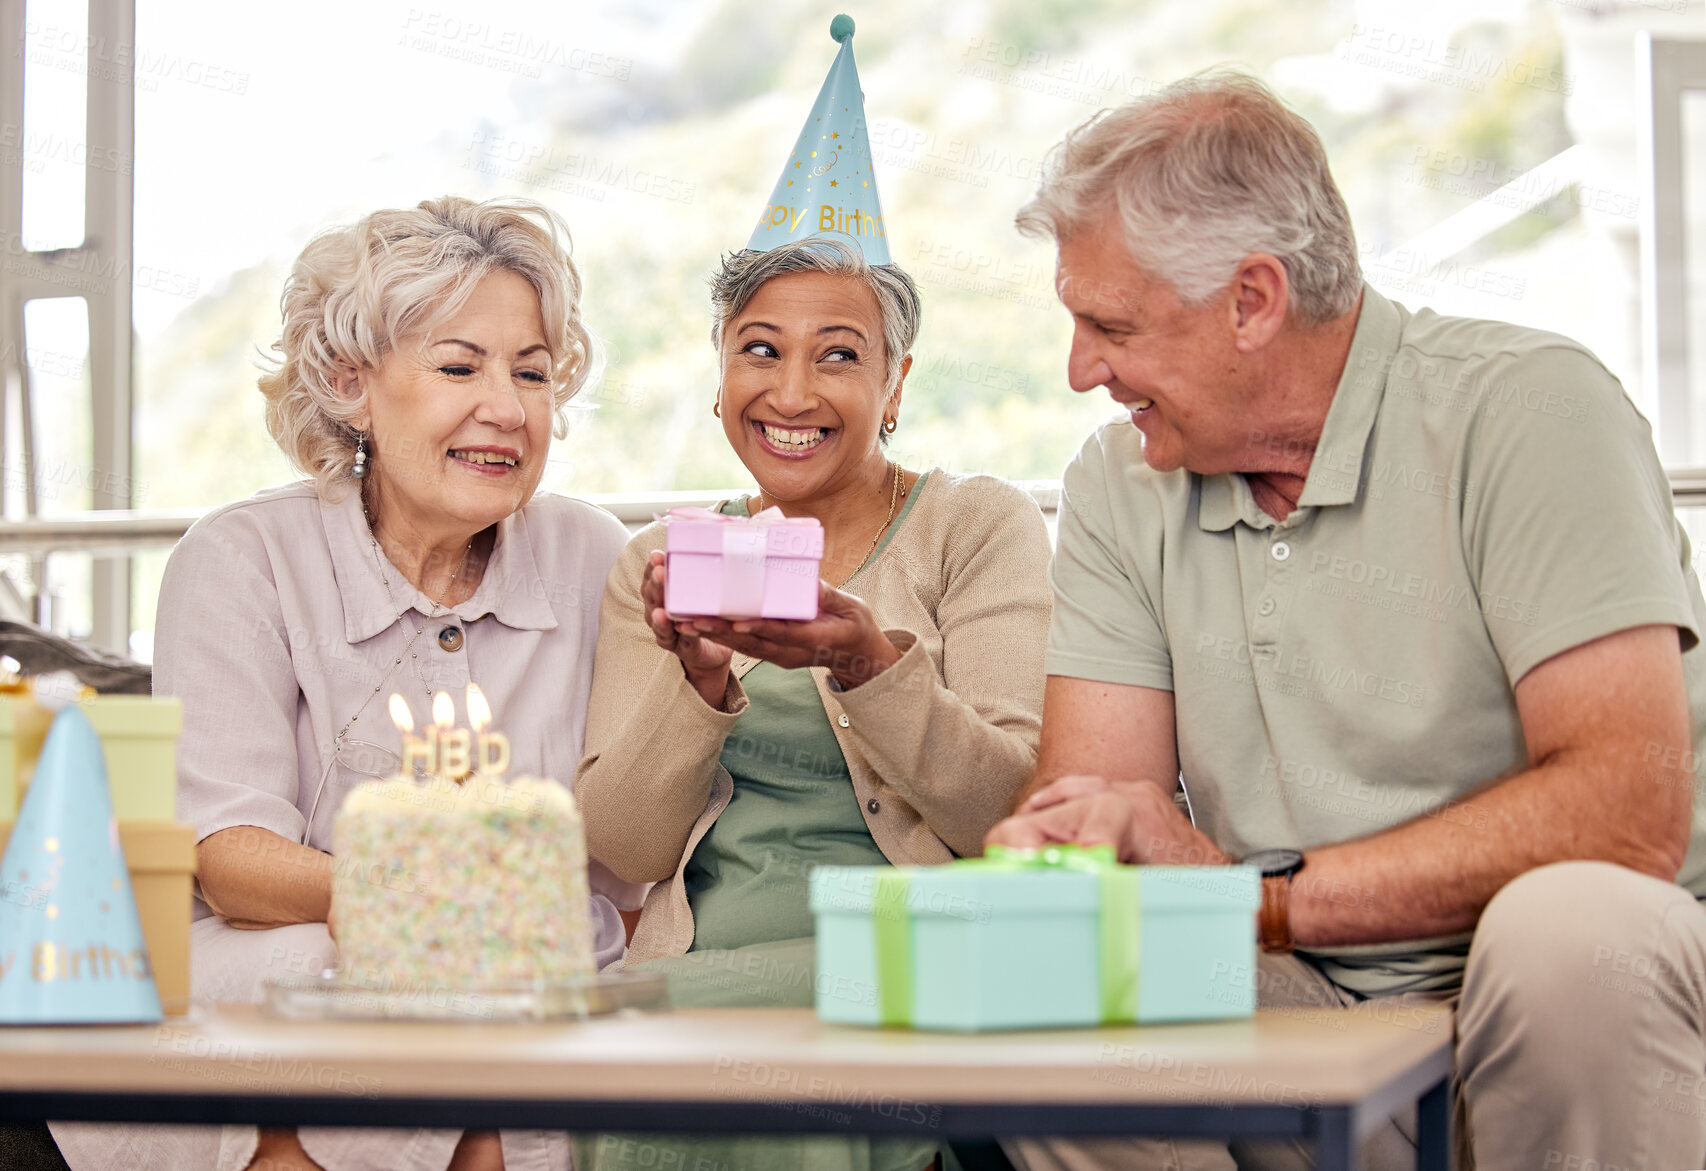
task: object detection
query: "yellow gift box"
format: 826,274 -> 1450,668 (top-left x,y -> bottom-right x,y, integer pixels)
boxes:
0,819 -> 196,1014
0,695 -> 182,821
83,696 -> 184,822
0,697 -> 53,819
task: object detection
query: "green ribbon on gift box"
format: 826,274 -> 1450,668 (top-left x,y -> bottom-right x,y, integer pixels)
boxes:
871,843 -> 1140,1026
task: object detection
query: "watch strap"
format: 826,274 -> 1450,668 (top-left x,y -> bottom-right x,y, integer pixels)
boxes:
1259,872 -> 1295,954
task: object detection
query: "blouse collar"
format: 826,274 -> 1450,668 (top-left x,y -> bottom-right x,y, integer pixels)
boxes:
321,486 -> 559,645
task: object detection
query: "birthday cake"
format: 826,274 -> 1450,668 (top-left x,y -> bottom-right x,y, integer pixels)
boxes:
330,773 -> 595,991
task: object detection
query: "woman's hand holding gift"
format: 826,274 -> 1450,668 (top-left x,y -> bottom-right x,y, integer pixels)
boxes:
644,551 -> 735,708
677,578 -> 902,690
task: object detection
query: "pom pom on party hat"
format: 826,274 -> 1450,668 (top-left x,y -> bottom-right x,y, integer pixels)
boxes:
746,15 -> 892,263
0,705 -> 162,1023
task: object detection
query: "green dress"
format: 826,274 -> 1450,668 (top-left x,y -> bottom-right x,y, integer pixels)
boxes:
684,654 -> 891,952
577,487 -> 947,1171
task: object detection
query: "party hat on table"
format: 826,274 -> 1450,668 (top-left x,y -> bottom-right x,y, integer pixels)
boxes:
747,14 -> 892,263
0,705 -> 162,1023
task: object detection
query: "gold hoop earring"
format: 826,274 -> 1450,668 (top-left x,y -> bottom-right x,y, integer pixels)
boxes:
882,418 -> 898,435
713,400 -> 721,419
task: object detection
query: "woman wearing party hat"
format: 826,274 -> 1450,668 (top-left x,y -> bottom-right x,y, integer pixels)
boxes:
576,17 -> 1052,1171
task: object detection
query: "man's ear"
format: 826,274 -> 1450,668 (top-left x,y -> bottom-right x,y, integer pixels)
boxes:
1226,254 -> 1289,354
331,362 -> 370,431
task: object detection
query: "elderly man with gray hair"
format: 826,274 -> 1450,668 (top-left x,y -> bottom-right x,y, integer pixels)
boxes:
987,71 -> 1706,1170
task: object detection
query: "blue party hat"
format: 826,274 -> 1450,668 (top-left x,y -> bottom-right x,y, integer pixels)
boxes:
747,15 -> 892,263
0,706 -> 161,1023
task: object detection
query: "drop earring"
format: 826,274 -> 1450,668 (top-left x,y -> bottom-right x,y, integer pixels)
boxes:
352,432 -> 369,479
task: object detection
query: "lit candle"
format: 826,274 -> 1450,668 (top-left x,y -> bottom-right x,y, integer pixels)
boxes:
467,683 -> 511,778
433,690 -> 472,782
391,694 -> 437,776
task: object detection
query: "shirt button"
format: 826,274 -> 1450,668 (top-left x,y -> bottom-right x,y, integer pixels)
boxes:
438,626 -> 464,652
867,798 -> 880,814
1271,541 -> 1292,562
838,714 -> 850,728
1258,597 -> 1276,617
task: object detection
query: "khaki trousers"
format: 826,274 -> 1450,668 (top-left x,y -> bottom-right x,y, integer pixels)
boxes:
1005,861 -> 1706,1171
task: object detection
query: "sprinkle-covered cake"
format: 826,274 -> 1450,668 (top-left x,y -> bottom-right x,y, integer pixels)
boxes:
331,774 -> 594,991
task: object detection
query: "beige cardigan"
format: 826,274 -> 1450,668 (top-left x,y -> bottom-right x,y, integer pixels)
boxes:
576,470 -> 1054,964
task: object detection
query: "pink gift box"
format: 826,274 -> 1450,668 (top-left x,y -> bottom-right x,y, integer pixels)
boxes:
663,507 -> 825,621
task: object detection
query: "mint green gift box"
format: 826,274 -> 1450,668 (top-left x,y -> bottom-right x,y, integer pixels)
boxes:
809,846 -> 1260,1031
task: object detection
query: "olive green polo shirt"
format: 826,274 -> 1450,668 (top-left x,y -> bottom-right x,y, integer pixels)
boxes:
1048,285 -> 1706,996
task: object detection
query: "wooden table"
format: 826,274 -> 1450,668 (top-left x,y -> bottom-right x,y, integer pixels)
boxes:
0,1004 -> 1452,1171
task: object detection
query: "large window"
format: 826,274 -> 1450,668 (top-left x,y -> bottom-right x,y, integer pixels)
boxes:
6,0 -> 1698,654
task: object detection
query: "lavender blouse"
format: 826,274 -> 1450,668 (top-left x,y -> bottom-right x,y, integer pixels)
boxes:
154,480 -> 639,967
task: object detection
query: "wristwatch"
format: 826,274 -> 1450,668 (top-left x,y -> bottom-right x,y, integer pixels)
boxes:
1243,848 -> 1305,955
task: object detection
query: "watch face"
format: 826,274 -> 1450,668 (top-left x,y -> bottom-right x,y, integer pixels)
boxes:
1243,848 -> 1304,877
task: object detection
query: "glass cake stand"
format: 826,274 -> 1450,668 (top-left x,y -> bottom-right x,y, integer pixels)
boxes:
262,968 -> 670,1023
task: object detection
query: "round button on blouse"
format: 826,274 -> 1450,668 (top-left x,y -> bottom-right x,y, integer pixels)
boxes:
1258,597 -> 1277,617
1271,541 -> 1292,562
437,626 -> 464,652
867,798 -> 880,814
837,714 -> 850,728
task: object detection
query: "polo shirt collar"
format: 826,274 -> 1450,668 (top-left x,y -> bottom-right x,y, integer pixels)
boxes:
323,488 -> 559,645
1198,284 -> 1399,532
1197,473 -> 1253,533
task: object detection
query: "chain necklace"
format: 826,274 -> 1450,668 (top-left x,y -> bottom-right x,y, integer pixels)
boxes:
752,462 -> 905,587
838,460 -> 904,587
327,507 -> 472,752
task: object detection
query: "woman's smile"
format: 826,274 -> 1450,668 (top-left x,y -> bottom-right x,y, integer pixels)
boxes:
753,420 -> 834,458
448,445 -> 523,476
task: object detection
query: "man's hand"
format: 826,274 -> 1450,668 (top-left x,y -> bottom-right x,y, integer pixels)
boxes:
985,775 -> 1231,866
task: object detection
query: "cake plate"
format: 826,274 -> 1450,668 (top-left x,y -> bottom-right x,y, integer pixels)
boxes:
262,969 -> 669,1023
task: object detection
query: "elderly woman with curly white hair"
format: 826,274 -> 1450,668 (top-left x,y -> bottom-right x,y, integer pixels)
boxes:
49,196 -> 637,1171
